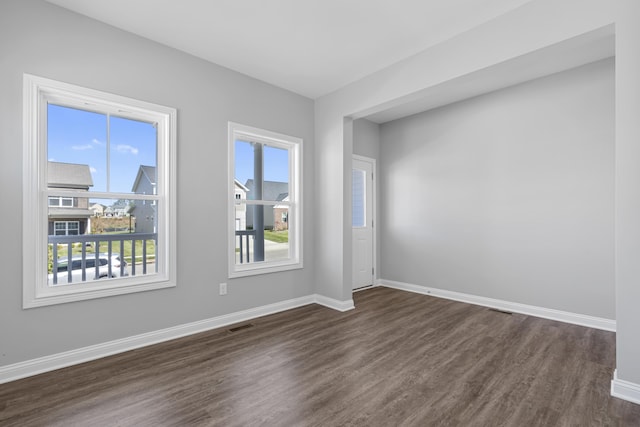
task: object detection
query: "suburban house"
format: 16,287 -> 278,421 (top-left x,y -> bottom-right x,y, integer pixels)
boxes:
244,179 -> 288,230
47,161 -> 93,236
130,165 -> 157,233
103,205 -> 129,218
89,203 -> 105,217
3,0 -> 640,424
234,179 -> 249,231
273,194 -> 289,231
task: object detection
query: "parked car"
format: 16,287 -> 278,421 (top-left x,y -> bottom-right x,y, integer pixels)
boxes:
49,253 -> 128,285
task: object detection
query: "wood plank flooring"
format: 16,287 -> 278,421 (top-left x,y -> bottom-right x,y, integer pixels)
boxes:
1,287 -> 640,426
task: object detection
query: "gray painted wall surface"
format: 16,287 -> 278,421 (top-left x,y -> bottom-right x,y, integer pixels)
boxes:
0,0 -> 314,366
614,0 -> 640,384
353,119 -> 380,160
379,58 -> 615,319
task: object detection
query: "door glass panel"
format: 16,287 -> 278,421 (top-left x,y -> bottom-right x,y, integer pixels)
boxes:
352,169 -> 366,227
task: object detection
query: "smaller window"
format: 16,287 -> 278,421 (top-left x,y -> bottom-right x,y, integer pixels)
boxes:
54,221 -> 79,236
228,122 -> 302,277
48,196 -> 74,207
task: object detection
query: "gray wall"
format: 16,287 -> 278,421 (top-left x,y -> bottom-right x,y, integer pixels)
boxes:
353,119 -> 380,160
0,0 -> 315,366
379,58 -> 615,319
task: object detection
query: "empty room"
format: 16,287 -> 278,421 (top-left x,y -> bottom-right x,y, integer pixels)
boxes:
2,0 -> 640,425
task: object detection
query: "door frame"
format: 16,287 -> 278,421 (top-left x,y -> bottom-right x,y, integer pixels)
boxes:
352,154 -> 377,292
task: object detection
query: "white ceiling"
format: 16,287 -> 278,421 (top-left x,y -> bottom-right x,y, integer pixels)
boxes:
46,0 -> 535,99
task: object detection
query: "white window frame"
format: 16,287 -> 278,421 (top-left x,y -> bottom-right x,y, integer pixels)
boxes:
228,122 -> 302,278
23,74 -> 177,308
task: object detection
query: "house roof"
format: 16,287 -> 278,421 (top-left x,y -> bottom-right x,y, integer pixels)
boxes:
48,162 -> 93,190
131,165 -> 157,193
274,194 -> 290,209
234,179 -> 249,192
48,207 -> 92,219
244,179 -> 288,201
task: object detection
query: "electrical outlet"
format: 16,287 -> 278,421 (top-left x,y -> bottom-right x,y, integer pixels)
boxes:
219,282 -> 227,295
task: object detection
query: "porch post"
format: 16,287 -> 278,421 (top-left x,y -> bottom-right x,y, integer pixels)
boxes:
253,143 -> 265,261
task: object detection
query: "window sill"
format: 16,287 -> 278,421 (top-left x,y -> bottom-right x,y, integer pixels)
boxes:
23,276 -> 176,309
229,260 -> 303,278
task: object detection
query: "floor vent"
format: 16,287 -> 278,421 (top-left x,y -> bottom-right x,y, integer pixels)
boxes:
228,323 -> 255,332
488,308 -> 513,315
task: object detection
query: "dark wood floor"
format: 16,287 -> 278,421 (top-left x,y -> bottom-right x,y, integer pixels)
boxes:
2,287 -> 640,426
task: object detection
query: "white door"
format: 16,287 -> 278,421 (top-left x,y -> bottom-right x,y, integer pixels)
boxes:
352,156 -> 374,290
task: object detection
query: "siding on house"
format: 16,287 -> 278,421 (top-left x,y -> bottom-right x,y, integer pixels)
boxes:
131,165 -> 157,234
47,161 -> 93,235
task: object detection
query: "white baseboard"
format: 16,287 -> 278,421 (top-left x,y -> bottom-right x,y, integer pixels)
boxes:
378,279 -> 616,332
611,369 -> 640,405
0,293 -> 350,385
314,294 -> 355,312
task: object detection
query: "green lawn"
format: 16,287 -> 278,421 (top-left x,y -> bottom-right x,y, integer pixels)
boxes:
264,230 -> 288,243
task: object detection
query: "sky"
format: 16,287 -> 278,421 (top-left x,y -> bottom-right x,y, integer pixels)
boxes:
48,103 -> 289,204
47,104 -> 156,200
234,140 -> 289,187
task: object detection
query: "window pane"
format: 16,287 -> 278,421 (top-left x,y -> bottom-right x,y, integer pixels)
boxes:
352,169 -> 366,227
235,141 -> 290,202
47,105 -> 158,195
48,196 -> 158,285
234,203 -> 290,265
265,208 -> 290,263
61,198 -> 73,207
110,116 -> 157,194
47,104 -> 106,192
235,140 -> 255,195
263,145 -> 289,201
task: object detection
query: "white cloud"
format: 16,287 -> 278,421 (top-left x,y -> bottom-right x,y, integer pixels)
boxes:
116,144 -> 139,155
92,138 -> 104,145
90,167 -> 97,173
72,144 -> 93,150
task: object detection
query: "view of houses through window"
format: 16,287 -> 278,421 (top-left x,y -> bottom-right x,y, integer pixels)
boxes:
47,103 -> 159,285
229,123 -> 302,277
23,74 -> 176,308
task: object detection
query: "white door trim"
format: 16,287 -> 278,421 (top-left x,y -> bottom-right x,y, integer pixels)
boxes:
352,154 -> 377,291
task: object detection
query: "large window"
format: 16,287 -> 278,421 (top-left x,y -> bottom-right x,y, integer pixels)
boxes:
23,74 -> 177,308
228,122 -> 302,277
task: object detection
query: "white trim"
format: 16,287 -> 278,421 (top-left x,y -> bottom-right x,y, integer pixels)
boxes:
611,369 -> 640,405
378,279 -> 616,332
0,293 -> 354,384
22,74 -> 177,308
352,154 -> 377,289
314,294 -> 355,312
